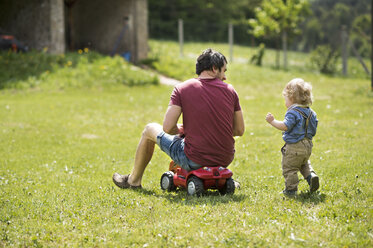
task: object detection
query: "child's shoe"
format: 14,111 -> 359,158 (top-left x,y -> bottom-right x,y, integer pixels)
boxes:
306,172 -> 319,193
282,189 -> 297,197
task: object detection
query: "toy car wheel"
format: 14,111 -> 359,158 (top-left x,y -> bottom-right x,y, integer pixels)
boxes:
187,176 -> 204,196
160,171 -> 176,191
219,178 -> 235,195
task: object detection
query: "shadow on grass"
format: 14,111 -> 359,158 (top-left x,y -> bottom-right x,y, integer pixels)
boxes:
292,191 -> 327,205
136,187 -> 246,205
0,51 -> 102,89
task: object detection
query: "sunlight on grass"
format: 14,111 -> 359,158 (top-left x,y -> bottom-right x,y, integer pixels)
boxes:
148,39 -> 371,80
0,50 -> 158,90
0,41 -> 372,247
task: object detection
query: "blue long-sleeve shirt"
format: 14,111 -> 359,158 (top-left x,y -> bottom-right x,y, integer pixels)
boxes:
282,105 -> 318,144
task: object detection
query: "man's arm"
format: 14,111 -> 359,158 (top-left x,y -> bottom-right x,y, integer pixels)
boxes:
163,105 -> 182,135
233,110 -> 245,136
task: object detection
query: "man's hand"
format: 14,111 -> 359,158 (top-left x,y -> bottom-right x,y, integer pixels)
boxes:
177,124 -> 184,137
266,112 -> 275,124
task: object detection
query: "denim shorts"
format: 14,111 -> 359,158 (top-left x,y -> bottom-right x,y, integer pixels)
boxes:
156,131 -> 202,171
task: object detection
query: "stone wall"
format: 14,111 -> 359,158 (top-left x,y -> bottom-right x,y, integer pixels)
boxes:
71,0 -> 132,54
0,0 -> 147,61
71,0 -> 148,63
133,0 -> 148,63
0,0 -> 65,54
50,0 -> 65,53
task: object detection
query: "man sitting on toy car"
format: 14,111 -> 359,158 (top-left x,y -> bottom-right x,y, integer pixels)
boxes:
113,48 -> 245,189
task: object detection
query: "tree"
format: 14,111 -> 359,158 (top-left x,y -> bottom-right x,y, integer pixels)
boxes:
248,0 -> 310,69
351,14 -> 371,57
301,0 -> 371,77
148,0 -> 262,44
303,0 -> 371,56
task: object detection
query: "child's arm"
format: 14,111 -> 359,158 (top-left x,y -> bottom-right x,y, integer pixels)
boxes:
266,112 -> 288,131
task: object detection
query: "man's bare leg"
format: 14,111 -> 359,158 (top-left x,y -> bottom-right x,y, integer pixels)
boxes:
113,123 -> 163,188
127,123 -> 163,186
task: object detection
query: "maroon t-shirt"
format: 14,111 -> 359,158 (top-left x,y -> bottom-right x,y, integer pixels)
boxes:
169,78 -> 241,166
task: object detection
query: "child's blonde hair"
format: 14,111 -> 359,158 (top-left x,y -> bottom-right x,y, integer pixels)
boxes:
283,78 -> 313,106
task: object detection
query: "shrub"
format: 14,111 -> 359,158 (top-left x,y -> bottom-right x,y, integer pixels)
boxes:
250,43 -> 266,66
0,50 -> 159,90
310,45 -> 340,74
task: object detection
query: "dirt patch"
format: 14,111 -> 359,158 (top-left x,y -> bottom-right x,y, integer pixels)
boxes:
158,75 -> 181,86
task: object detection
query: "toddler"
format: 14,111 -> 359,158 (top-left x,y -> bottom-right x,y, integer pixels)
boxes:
266,78 -> 319,196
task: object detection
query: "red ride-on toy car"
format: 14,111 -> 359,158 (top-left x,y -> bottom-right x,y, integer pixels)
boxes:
160,161 -> 235,196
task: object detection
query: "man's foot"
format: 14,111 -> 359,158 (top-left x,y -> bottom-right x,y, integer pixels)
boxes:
281,189 -> 297,197
307,172 -> 319,193
112,173 -> 142,189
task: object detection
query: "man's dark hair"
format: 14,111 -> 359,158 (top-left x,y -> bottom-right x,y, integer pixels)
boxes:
196,48 -> 227,75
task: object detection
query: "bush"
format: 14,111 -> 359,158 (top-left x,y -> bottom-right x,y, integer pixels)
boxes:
0,50 -> 159,90
310,45 -> 340,74
250,43 -> 265,66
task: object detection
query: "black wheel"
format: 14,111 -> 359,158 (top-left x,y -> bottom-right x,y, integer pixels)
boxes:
160,171 -> 176,191
219,178 -> 235,195
187,176 -> 204,196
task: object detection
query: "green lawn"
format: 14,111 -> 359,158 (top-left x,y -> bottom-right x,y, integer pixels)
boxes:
147,39 -> 371,80
0,41 -> 372,247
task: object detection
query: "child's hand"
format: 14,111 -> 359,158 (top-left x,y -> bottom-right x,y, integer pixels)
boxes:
266,112 -> 275,123
265,112 -> 287,131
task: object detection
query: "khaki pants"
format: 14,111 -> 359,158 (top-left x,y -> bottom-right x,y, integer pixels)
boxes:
281,139 -> 314,191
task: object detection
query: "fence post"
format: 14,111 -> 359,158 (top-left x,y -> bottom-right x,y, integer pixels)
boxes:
341,25 -> 348,76
228,22 -> 233,63
282,31 -> 287,69
178,19 -> 184,58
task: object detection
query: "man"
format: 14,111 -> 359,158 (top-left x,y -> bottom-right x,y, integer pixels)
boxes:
113,48 -> 245,189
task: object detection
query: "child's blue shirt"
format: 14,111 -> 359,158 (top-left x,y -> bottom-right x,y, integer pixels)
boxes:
282,105 -> 318,144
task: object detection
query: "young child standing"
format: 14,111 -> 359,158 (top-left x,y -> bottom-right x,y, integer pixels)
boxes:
266,78 -> 319,196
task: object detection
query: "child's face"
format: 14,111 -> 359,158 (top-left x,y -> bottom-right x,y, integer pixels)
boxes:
284,96 -> 293,108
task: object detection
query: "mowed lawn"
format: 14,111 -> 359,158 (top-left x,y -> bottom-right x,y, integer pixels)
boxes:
0,41 -> 372,247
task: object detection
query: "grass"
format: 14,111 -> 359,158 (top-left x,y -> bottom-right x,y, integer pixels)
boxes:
0,41 -> 373,247
147,39 -> 371,80
0,49 -> 158,90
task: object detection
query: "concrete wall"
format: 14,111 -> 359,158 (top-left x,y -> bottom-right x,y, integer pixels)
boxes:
50,0 -> 65,53
133,0 -> 148,62
0,0 -> 147,61
0,0 -> 65,54
71,0 -> 148,63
